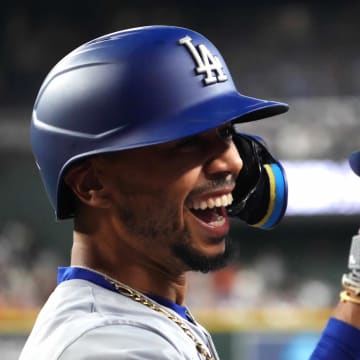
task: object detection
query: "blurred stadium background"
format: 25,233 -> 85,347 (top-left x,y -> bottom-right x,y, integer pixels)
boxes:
1,1 -> 360,359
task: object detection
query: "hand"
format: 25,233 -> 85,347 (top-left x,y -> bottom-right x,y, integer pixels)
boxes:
332,231 -> 360,329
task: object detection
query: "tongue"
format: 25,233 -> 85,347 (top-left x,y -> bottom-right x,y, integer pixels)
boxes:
191,207 -> 221,223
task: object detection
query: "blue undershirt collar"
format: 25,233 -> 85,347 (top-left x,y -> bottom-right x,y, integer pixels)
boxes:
58,266 -> 191,321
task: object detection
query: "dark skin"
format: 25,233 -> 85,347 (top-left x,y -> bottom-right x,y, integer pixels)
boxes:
333,293 -> 360,329
64,123 -> 360,330
64,124 -> 242,305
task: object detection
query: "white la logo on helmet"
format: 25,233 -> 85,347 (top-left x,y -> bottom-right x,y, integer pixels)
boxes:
179,36 -> 228,85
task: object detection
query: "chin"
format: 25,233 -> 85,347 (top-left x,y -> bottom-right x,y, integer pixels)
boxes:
172,236 -> 233,274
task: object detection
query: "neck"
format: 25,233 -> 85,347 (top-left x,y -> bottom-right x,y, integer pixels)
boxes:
70,231 -> 188,305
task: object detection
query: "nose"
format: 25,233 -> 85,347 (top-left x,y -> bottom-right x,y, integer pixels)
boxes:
204,138 -> 243,181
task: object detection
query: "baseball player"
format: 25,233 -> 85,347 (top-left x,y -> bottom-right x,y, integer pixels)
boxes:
19,25 -> 360,359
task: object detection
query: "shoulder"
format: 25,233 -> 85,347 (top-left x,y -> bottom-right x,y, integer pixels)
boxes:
20,280 -> 199,360
59,323 -> 188,360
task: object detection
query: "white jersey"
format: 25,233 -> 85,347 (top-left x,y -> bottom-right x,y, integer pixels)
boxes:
19,277 -> 219,360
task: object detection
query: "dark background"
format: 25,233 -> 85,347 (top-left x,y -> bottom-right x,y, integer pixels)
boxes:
0,0 -> 359,308
2,0 -> 360,108
1,1 -> 360,359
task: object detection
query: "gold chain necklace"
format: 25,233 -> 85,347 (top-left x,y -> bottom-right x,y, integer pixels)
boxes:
99,273 -> 216,360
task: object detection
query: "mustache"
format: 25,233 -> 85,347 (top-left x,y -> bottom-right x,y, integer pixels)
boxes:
188,176 -> 236,198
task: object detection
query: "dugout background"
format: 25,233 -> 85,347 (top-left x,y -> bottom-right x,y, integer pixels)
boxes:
1,1 -> 360,359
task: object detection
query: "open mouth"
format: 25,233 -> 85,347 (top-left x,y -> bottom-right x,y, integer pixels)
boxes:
187,194 -> 233,227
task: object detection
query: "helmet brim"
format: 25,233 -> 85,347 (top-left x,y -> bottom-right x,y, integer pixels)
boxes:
180,91 -> 289,126
62,91 -> 289,157
111,91 -> 289,149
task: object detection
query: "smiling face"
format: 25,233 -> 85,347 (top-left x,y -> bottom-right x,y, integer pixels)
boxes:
81,124 -> 243,274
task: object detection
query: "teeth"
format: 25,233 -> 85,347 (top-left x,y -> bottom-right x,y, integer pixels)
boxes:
190,193 -> 233,210
200,201 -> 208,210
210,214 -> 226,227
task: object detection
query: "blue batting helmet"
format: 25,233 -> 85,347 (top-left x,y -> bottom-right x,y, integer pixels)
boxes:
350,150 -> 360,176
31,25 -> 289,219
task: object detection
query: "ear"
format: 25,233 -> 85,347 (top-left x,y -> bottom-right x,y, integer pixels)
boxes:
63,159 -> 110,209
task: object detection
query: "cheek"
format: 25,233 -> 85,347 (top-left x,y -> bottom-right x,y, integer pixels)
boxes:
113,192 -> 187,246
106,164 -> 201,221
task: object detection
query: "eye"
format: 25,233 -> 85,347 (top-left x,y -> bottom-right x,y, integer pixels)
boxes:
173,134 -> 202,152
217,125 -> 234,140
178,135 -> 198,145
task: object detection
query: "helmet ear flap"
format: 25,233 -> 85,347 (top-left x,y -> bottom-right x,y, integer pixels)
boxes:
227,133 -> 288,230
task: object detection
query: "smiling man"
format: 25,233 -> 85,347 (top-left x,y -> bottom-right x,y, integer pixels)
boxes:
19,25 -> 360,360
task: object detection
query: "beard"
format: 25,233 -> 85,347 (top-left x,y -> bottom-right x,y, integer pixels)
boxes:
114,194 -> 234,273
172,234 -> 234,273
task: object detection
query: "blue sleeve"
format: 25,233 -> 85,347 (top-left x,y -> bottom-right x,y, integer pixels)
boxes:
310,318 -> 360,359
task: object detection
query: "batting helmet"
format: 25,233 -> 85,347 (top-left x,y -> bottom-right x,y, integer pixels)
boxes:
31,25 -> 289,220
350,150 -> 360,176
